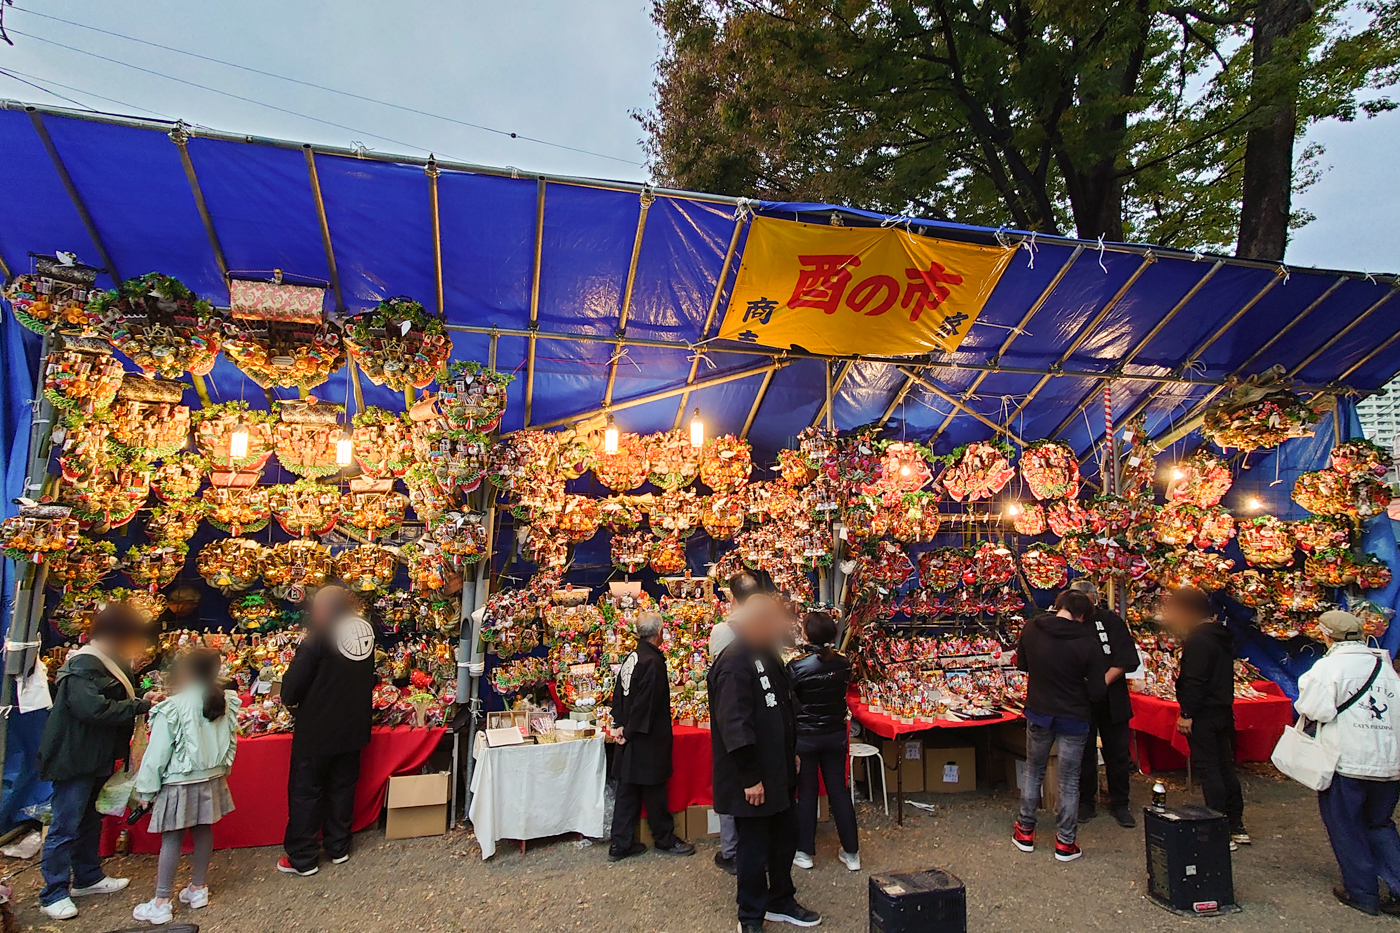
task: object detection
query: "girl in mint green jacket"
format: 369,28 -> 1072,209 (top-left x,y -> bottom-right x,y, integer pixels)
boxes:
130,649 -> 240,925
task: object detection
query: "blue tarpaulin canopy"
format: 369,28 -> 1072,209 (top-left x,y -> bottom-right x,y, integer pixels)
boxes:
3,102 -> 1400,817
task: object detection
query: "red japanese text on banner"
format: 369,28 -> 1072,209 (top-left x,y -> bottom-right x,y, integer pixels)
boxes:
717,217 -> 1016,356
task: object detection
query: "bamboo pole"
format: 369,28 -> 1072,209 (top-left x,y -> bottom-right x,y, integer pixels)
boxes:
603,192 -> 654,408
28,109 -> 121,284
675,212 -> 748,428
304,146 -> 345,315
524,180 -> 546,426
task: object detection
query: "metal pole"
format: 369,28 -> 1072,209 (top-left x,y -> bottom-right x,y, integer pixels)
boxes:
896,367 -> 1032,448
814,361 -> 853,429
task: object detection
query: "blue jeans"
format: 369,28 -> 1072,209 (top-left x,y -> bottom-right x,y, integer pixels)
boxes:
1017,722 -> 1088,845
1318,775 -> 1400,912
40,774 -> 109,906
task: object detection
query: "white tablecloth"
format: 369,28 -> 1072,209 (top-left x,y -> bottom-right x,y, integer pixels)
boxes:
468,736 -> 606,859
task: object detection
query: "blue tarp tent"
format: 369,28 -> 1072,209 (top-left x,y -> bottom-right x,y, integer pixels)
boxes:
3,101 -> 1400,819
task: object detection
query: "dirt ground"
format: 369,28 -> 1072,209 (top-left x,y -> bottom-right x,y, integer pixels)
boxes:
3,765 -> 1396,933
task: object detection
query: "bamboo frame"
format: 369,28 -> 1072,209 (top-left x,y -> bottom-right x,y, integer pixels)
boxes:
603,192 -> 654,408
1046,260 -> 1224,440
741,367 -> 776,440
813,361 -> 853,429
675,213 -> 748,428
28,109 -> 120,284
524,358 -> 787,432
998,253 -> 1157,433
10,99 -> 1396,284
303,145 -> 345,314
1338,325 -> 1400,384
0,247 -> 10,282
897,367 -> 1031,448
1287,285 -> 1400,379
922,246 -> 1086,436
170,122 -> 229,280
524,179 -> 546,427
1106,270 -> 1296,447
426,157 -> 445,318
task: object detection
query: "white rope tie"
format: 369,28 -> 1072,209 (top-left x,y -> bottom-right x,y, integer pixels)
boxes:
1096,235 -> 1108,274
1022,232 -> 1038,269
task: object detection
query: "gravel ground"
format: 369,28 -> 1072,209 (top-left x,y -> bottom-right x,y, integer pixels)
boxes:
3,765 -> 1396,932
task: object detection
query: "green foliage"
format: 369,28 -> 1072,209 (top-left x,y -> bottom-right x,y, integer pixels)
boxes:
642,0 -> 1400,249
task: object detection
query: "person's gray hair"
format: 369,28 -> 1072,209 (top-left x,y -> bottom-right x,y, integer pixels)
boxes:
634,611 -> 664,640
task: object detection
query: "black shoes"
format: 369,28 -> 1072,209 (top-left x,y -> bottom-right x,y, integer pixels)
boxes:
656,839 -> 696,856
715,852 -> 737,875
1077,804 -> 1097,822
765,902 -> 822,926
1111,806 -> 1136,828
607,841 -> 647,862
1334,885 -> 1380,916
739,923 -> 766,933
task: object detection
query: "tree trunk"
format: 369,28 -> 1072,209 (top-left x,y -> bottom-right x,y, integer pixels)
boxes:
1237,0 -> 1315,261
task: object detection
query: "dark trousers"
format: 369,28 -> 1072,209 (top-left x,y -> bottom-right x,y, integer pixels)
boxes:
734,805 -> 800,923
796,730 -> 859,855
40,774 -> 108,906
1080,706 -> 1133,811
1318,775 -> 1400,911
1187,710 -> 1244,831
284,750 -> 361,871
610,781 -> 677,852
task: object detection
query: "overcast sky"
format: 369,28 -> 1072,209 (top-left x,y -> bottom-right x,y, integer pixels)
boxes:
0,0 -> 1394,273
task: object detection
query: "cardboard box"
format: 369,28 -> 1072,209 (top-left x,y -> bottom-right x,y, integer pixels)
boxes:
880,738 -> 924,793
1011,756 -> 1060,814
818,794 -> 830,823
686,804 -> 720,837
926,746 -> 976,793
384,772 -> 449,840
639,811 -> 689,846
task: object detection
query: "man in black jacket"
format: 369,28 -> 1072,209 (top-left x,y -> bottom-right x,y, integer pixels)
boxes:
709,594 -> 821,931
1012,590 -> 1106,863
607,611 -> 695,860
1069,580 -> 1141,828
1167,586 -> 1249,846
278,586 -> 377,876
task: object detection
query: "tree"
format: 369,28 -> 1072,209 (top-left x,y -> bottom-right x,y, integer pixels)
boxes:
641,0 -> 1400,257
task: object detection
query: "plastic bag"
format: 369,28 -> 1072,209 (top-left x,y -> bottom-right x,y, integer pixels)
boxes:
95,769 -> 135,817
17,659 -> 51,713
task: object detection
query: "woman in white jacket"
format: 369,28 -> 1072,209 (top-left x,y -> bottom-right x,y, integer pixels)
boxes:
1295,610 -> 1400,916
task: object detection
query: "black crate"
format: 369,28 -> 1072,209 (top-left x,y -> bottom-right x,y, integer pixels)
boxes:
1144,805 -> 1236,916
869,868 -> 967,933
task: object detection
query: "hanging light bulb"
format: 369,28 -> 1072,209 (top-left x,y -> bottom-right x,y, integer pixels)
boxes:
689,408 -> 704,448
1006,502 -> 1022,517
228,421 -> 249,460
336,428 -> 354,467
603,415 -> 619,456
899,463 -> 912,477
1171,466 -> 1185,480
1247,496 -> 1263,511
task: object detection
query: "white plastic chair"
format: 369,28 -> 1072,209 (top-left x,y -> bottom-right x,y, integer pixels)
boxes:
848,742 -> 889,816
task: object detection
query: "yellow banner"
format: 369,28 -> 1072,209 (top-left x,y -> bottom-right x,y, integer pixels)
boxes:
718,217 -> 1015,357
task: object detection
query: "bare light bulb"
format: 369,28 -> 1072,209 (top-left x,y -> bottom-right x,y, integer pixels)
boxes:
689,408 -> 704,448
1171,467 -> 1185,480
336,431 -> 354,467
1247,496 -> 1263,511
604,416 -> 619,456
1007,502 -> 1021,516
900,464 -> 912,477
228,423 -> 249,460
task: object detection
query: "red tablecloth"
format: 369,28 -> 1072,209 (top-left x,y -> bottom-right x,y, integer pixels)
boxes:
667,725 -> 713,813
847,691 -> 1023,739
100,725 -> 446,855
1128,681 -> 1293,774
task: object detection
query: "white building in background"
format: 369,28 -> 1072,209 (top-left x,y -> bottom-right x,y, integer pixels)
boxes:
1356,374 -> 1400,461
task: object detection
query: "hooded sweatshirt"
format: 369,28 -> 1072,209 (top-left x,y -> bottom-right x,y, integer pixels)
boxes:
1175,621 -> 1235,720
1016,612 -> 1107,725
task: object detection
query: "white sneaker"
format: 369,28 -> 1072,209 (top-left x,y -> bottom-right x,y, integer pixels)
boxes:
40,898 -> 77,920
838,849 -> 861,871
71,876 -> 129,897
132,899 -> 173,925
792,851 -> 814,870
330,854 -> 350,865
179,885 -> 209,909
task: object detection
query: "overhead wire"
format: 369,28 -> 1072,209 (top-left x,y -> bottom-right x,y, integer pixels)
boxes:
0,67 -> 92,110
7,28 -> 467,159
9,7 -> 644,167
0,64 -> 177,119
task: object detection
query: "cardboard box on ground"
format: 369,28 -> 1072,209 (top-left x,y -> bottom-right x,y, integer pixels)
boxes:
384,772 -> 450,839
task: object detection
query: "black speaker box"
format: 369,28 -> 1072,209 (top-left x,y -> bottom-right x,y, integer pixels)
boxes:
868,868 -> 967,933
1144,805 -> 1237,916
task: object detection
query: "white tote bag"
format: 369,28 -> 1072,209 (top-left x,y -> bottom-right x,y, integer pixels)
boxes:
1271,718 -> 1340,791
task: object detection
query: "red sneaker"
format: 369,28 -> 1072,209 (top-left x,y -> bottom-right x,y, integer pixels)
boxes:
276,856 -> 318,876
1012,822 -> 1035,853
1054,841 -> 1082,862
